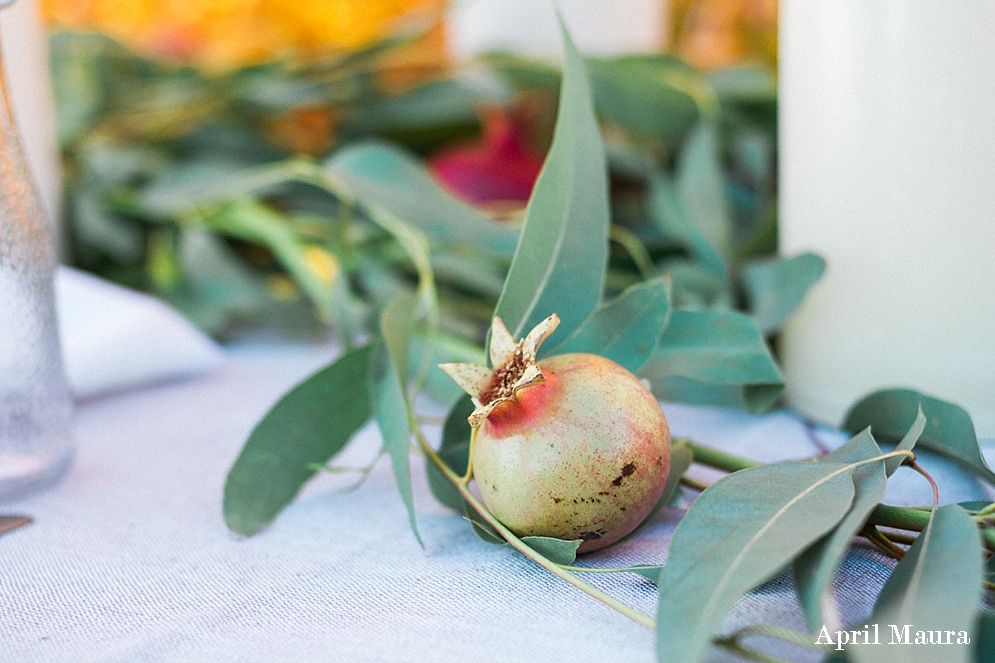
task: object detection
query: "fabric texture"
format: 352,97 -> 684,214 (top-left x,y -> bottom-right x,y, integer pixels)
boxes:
2,341 -> 991,662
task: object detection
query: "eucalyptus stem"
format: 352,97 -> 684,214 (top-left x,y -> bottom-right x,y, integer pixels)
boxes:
861,525 -> 906,561
679,476 -> 709,492
410,424 -> 657,630
685,440 -> 995,550
684,440 -> 758,473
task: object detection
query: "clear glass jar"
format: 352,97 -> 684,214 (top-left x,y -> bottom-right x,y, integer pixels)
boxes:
0,13 -> 74,501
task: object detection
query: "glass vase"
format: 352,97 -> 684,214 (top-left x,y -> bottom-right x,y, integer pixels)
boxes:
0,12 -> 74,501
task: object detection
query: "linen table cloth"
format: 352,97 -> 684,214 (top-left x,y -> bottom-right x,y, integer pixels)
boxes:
2,340 -> 991,663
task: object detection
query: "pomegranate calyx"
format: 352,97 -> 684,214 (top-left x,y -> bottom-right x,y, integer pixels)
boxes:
439,314 -> 560,428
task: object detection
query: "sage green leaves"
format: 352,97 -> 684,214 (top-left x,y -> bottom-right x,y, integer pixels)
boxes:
845,389 -> 995,485
794,409 -> 925,633
491,16 -> 610,345
657,460 -> 867,663
223,344 -> 375,536
850,505 -> 983,663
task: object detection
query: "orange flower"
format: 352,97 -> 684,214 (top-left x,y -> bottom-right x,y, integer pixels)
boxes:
41,0 -> 448,70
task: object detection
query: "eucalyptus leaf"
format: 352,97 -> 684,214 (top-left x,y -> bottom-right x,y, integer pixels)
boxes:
843,389 -> 995,485
975,612 -> 995,663
658,259 -> 730,311
638,309 -> 783,413
70,192 -> 144,262
743,253 -> 826,334
586,54 -> 700,142
675,123 -> 732,275
325,142 -> 520,256
174,227 -> 270,333
360,203 -> 438,317
464,510 -> 505,545
371,296 -> 422,544
548,274 -> 672,373
850,505 -> 983,663
519,536 -> 581,565
794,429 -> 887,633
204,201 -> 338,321
223,344 -> 374,536
411,333 -> 488,407
426,395 -> 473,512
424,397 -> 505,547
492,18 -> 610,345
138,160 -> 301,217
656,462 -> 861,663
887,406 -> 926,476
341,78 -> 483,135
707,65 -> 777,105
649,175 -> 725,278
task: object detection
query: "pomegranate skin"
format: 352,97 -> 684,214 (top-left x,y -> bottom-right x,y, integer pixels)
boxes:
472,353 -> 671,553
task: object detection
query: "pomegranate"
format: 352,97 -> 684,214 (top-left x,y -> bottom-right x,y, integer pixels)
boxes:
440,314 -> 671,553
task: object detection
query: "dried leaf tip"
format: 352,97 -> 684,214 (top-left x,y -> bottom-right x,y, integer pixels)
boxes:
440,314 -> 560,428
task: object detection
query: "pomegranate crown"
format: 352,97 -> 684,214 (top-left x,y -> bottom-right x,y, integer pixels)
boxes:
439,314 -> 560,428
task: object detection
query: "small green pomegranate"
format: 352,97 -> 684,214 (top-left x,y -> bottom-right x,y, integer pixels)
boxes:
441,314 -> 671,553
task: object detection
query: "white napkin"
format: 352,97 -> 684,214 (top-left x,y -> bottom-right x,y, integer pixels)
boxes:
56,267 -> 222,399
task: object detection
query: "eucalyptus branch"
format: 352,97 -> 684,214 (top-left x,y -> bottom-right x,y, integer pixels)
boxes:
679,476 -> 709,492
726,624 -> 829,652
684,440 -> 995,550
861,525 -> 906,561
308,447 -> 386,492
409,423 -> 657,630
558,564 -> 662,576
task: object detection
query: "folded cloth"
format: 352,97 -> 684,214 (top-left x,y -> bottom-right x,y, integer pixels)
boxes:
56,267 -> 222,399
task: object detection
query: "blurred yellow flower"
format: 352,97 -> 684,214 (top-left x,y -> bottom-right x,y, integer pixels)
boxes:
671,0 -> 778,70
42,0 -> 448,70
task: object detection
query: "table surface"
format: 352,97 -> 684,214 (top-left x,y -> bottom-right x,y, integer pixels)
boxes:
3,341 -> 991,663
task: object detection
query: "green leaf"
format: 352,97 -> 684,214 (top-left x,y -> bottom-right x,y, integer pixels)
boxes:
426,395 -> 474,512
707,65 -> 777,106
843,389 -> 995,485
410,332 -> 488,408
69,192 -> 144,262
492,18 -> 610,344
341,78 -> 483,136
548,275 -> 672,373
137,160 -> 300,217
223,344 -> 374,536
656,461 -> 860,663
660,439 -> 693,509
631,565 -> 667,582
649,176 -> 726,279
464,510 -> 505,545
370,296 -> 422,545
519,536 -> 581,565
325,142 -> 520,256
976,612 -> 995,663
743,252 -> 826,334
204,201 -> 338,321
586,54 -> 700,142
851,505 -> 983,663
638,309 -> 783,413
794,429 -> 887,633
887,405 -> 926,476
675,123 -> 732,274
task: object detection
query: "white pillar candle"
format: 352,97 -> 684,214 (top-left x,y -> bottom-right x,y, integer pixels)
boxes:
0,0 -> 61,236
779,1 -> 995,436
447,0 -> 668,59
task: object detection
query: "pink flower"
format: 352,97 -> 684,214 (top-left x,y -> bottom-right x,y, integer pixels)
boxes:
428,100 -> 546,210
